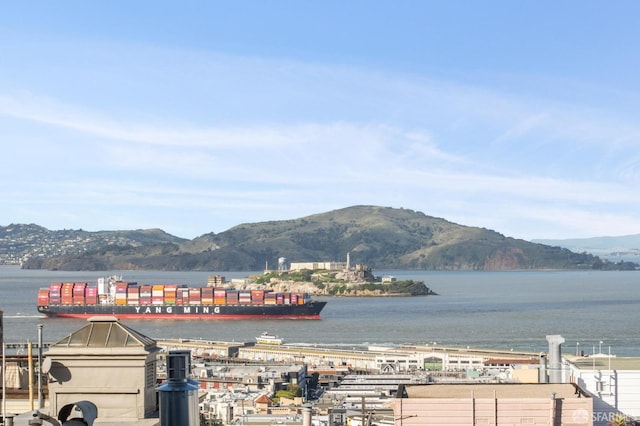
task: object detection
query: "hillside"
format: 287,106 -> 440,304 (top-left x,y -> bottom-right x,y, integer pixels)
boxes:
533,235 -> 640,262
14,206 -> 636,271
0,224 -> 187,266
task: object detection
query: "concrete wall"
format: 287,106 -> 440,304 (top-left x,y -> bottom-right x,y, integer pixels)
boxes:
569,366 -> 640,421
47,350 -> 158,421
392,397 -> 592,425
511,366 -> 541,383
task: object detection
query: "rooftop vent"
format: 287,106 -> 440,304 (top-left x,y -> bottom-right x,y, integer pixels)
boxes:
157,350 -> 199,426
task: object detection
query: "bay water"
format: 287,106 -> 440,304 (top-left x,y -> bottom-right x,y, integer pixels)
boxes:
1,266 -> 638,356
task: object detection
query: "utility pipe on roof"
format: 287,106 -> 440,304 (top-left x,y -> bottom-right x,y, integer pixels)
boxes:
546,335 -> 565,384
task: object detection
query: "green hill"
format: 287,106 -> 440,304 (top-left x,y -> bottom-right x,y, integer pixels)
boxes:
19,206 -> 635,271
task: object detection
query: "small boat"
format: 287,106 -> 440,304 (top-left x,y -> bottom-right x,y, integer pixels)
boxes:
256,332 -> 284,345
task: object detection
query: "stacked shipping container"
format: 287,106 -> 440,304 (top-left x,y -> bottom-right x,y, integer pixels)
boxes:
61,282 -> 74,305
214,288 -> 226,305
164,285 -> 177,305
140,285 -> 152,305
38,282 -> 313,307
201,287 -> 213,305
49,283 -> 61,305
189,288 -> 201,305
85,286 -> 98,305
177,287 -> 189,305
152,285 -> 164,305
115,282 -> 128,306
127,286 -> 140,306
73,282 -> 86,305
226,290 -> 238,305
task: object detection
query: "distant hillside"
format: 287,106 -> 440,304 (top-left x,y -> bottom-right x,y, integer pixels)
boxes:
533,234 -> 640,250
0,224 -> 187,266
16,206 -> 636,271
533,234 -> 640,263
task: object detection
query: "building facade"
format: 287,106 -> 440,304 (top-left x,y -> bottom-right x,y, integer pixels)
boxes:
393,383 -> 593,426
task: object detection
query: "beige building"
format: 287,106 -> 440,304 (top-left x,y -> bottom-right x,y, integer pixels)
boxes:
393,383 -> 593,425
289,261 -> 347,271
44,316 -> 161,425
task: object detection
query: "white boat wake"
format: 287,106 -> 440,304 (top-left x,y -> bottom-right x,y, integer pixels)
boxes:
3,314 -> 47,318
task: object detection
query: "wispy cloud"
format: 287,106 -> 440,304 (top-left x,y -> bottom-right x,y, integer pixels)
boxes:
2,44 -> 640,238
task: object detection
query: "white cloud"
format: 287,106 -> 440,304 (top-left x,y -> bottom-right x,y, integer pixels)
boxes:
2,46 -> 640,239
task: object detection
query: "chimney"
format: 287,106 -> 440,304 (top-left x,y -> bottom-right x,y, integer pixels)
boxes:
538,353 -> 547,383
546,335 -> 565,383
157,350 -> 200,426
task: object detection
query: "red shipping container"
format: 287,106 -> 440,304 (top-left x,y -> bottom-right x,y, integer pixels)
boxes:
38,289 -> 50,305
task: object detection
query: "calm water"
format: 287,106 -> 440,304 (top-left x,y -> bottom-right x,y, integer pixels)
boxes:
1,266 -> 639,356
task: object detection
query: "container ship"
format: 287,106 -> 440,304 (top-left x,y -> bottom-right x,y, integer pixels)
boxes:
37,276 -> 326,320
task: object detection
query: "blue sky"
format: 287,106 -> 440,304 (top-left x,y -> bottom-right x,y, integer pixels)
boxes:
1,1 -> 639,240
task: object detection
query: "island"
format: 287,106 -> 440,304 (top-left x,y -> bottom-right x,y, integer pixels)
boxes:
245,258 -> 437,297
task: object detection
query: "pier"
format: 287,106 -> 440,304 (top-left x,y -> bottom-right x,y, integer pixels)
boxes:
154,338 -> 543,374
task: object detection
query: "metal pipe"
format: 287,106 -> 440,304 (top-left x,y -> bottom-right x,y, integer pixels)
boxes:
38,324 -> 43,409
28,341 -> 34,411
32,411 -> 61,426
2,309 -> 6,426
493,389 -> 497,425
539,353 -> 547,383
549,392 -> 557,425
471,390 -> 476,425
2,342 -> 5,426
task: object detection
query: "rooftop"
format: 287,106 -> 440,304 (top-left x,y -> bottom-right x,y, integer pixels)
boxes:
400,383 -> 589,399
565,355 -> 640,371
50,316 -> 157,349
